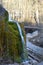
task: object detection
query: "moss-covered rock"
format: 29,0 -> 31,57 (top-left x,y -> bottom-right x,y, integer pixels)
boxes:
7,22 -> 24,62
0,5 -> 8,58
0,5 -> 27,63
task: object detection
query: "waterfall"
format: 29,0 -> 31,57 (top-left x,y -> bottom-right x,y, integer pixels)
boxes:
15,21 -> 25,45
9,13 -> 12,21
14,21 -> 29,63
8,14 -> 28,63
8,13 -> 25,45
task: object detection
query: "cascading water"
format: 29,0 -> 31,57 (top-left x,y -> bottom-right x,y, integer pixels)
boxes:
9,14 -> 25,45
8,14 -> 28,63
9,13 -> 13,21
14,21 -> 25,46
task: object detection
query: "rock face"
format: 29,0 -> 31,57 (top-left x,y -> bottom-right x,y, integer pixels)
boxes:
0,5 -> 8,57
0,5 -> 26,63
0,5 -> 8,21
2,0 -> 43,23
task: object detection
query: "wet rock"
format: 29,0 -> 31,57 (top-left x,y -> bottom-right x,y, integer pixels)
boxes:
32,60 -> 38,65
0,63 -> 19,65
37,61 -> 43,65
9,63 -> 19,65
20,61 -> 32,65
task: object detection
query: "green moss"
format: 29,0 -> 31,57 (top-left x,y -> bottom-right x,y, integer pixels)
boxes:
15,56 -> 22,63
3,21 -> 24,62
0,19 -> 27,62
0,6 -> 27,63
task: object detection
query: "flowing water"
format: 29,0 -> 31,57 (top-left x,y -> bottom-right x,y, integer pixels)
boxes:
8,14 -> 28,63
8,14 -> 43,65
9,14 -> 13,21
9,14 -> 25,47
